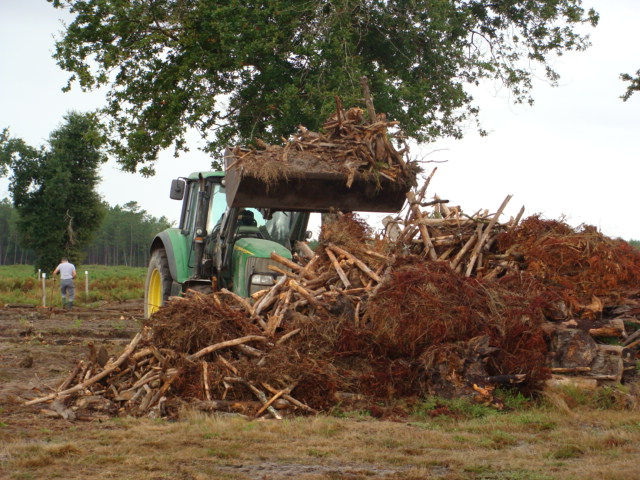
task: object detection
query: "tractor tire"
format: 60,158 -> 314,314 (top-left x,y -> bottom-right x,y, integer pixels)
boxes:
145,248 -> 173,319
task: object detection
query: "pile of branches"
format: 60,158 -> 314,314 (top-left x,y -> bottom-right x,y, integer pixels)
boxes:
26,211 -> 551,420
382,168 -> 520,279
228,90 -> 416,188
26,172 -> 640,419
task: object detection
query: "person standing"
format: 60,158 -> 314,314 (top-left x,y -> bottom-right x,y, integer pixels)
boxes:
53,257 -> 77,310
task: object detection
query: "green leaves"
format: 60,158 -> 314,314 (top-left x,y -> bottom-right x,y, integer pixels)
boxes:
621,69 -> 640,102
50,0 -> 598,173
0,112 -> 107,272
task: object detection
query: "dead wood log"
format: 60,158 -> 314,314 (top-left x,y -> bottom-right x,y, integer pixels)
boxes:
550,367 -> 592,373
623,328 -> 640,346
265,289 -> 292,335
509,205 -> 526,231
450,226 -> 479,272
359,76 -> 377,124
289,279 -> 329,312
146,371 -> 181,411
545,375 -> 598,391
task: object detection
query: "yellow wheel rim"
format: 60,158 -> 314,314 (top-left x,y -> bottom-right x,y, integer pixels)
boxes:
148,268 -> 162,315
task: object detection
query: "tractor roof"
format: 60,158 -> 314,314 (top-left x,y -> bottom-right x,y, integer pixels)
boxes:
186,171 -> 225,180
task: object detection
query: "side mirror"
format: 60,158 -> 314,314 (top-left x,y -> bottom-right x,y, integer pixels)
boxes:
305,230 -> 313,240
170,179 -> 185,200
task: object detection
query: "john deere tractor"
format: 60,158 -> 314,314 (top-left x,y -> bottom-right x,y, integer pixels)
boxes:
144,150 -> 409,318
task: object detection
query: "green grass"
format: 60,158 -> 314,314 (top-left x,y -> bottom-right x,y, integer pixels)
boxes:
0,264 -> 146,306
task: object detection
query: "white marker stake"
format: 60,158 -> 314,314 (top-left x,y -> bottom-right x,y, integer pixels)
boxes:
42,273 -> 46,307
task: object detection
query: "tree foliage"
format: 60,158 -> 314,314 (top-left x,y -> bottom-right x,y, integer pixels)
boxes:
49,0 -> 598,173
0,112 -> 107,272
0,197 -> 173,267
621,69 -> 640,102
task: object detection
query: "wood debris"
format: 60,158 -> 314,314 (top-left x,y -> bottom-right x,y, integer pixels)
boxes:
25,173 -> 640,420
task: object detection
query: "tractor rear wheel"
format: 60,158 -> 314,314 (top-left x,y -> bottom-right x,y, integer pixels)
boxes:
145,248 -> 172,318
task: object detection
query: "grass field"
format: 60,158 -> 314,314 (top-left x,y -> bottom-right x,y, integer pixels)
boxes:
3,401 -> 640,479
0,264 -> 146,306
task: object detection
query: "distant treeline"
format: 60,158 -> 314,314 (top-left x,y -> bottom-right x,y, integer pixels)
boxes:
0,198 -> 172,267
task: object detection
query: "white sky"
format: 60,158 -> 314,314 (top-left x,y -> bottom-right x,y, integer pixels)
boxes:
1,1 -> 639,239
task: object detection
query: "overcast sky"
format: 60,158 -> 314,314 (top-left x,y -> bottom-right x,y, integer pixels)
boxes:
1,1 -> 639,239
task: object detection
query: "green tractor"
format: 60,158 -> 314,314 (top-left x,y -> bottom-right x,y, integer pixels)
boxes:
144,151 -> 410,318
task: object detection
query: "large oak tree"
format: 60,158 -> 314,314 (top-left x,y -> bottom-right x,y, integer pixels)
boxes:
49,0 -> 598,173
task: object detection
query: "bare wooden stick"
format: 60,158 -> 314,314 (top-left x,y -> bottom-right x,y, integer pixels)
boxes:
265,289 -> 292,335
254,383 -> 297,417
450,225 -> 479,271
267,265 -> 296,278
220,288 -> 256,316
253,275 -> 288,315
132,347 -> 155,360
401,167 -> 437,228
218,355 -> 238,375
57,361 -> 83,392
295,241 -> 316,260
202,362 -> 211,401
187,335 -> 268,361
359,76 -> 377,124
225,377 -> 282,420
289,279 -> 329,312
276,328 -> 301,346
406,191 -> 438,261
270,251 -> 302,273
263,382 -> 317,413
144,370 -> 181,412
325,248 -> 351,288
328,244 -> 381,283
509,205 -> 526,231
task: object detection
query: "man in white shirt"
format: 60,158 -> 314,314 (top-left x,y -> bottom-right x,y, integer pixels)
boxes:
53,257 -> 77,310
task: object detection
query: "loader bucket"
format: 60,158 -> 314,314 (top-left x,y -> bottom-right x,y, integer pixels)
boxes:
224,150 -> 410,213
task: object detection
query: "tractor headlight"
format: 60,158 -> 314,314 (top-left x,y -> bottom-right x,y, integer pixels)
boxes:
251,274 -> 275,286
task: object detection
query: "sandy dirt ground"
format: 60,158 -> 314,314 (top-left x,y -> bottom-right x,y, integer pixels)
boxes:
0,301 -> 142,437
